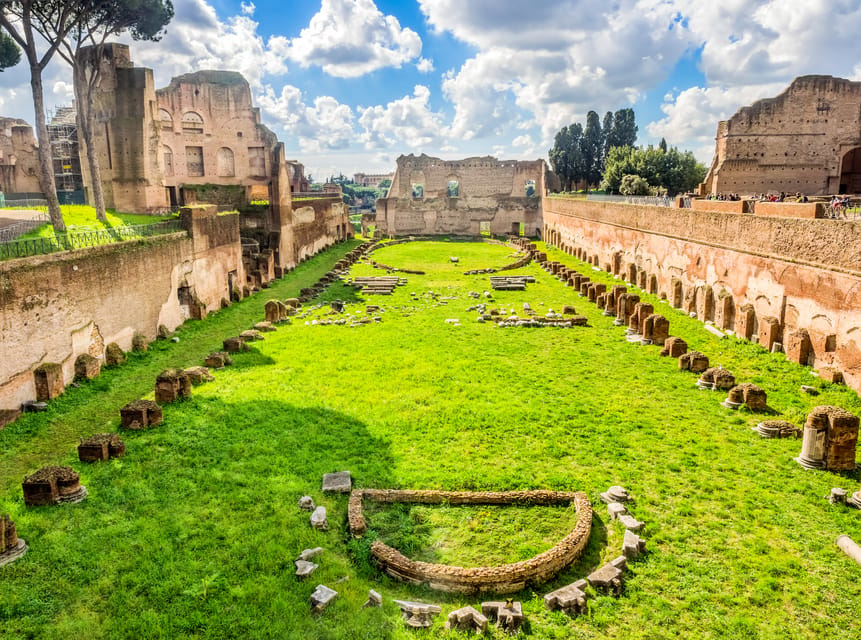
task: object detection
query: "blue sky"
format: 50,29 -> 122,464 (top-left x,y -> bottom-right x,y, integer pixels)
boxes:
2,0 -> 860,179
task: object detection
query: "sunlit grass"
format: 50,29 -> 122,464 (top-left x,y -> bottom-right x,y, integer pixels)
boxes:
18,205 -> 176,238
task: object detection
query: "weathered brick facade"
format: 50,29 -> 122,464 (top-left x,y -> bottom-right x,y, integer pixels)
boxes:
702,76 -> 861,196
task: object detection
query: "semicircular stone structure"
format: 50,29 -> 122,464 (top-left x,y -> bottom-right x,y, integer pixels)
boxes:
349,489 -> 592,594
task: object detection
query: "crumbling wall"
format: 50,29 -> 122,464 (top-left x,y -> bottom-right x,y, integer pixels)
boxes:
702,76 -> 861,196
543,197 -> 861,391
0,117 -> 42,196
377,154 -> 545,236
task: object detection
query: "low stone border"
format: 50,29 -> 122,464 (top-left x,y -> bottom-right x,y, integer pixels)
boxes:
349,489 -> 592,594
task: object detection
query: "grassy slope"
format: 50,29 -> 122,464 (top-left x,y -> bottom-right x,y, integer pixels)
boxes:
1,239 -> 860,640
16,205 -> 176,239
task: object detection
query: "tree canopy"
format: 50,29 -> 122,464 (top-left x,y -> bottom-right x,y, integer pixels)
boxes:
549,108 -> 638,191
601,144 -> 707,196
0,30 -> 19,69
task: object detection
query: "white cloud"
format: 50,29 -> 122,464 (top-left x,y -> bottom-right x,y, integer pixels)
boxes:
647,83 -> 786,162
286,0 -> 422,78
359,85 -> 446,150
257,85 -> 356,153
129,0 -> 289,90
416,57 -> 434,73
240,2 -> 255,15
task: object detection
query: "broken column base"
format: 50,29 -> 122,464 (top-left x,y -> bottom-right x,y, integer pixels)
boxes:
393,600 -> 442,628
0,538 -> 27,567
796,455 -> 827,470
847,492 -> 861,509
446,605 -> 488,632
544,579 -> 588,616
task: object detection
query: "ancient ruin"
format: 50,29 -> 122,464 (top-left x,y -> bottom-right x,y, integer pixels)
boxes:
701,76 -> 861,196
78,433 -> 125,462
0,117 -> 41,197
797,406 -> 860,470
348,489 -> 592,594
22,466 -> 87,505
375,154 -> 547,236
0,514 -> 27,567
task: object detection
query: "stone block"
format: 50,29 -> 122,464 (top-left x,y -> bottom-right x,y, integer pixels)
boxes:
562,305 -> 576,315
298,496 -> 315,511
819,367 -> 844,384
758,316 -> 782,352
297,547 -> 324,562
679,351 -> 709,373
587,556 -> 627,595
607,502 -> 628,519
735,304 -> 756,341
715,292 -> 735,331
204,352 -> 233,369
78,433 -> 125,462
295,560 -> 318,577
120,399 -> 163,430
322,471 -> 352,493
254,321 -> 276,333
184,366 -> 214,385
0,514 -> 27,567
394,600 -> 442,628
0,409 -> 22,429
223,337 -> 249,353
618,514 -> 645,532
34,362 -> 64,401
239,329 -> 264,342
310,506 -> 328,531
481,601 -> 523,634
660,337 -> 688,358
622,529 -> 646,559
154,368 -> 192,404
310,585 -> 337,613
800,406 -> 859,471
364,589 -> 383,608
131,332 -> 149,352
264,300 -> 283,323
104,343 -> 126,366
446,605 -> 488,632
600,486 -> 631,503
544,579 -> 588,616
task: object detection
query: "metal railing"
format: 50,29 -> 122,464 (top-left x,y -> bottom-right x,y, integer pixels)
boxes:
0,213 -> 50,242
3,198 -> 49,208
0,219 -> 184,260
586,193 -> 677,207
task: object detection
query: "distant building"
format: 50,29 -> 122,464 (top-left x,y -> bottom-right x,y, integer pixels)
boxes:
47,107 -> 85,204
353,172 -> 394,188
702,75 -> 861,196
0,117 -> 42,197
376,154 -> 548,236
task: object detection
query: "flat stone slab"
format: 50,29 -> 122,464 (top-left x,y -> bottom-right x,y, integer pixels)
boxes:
363,589 -> 382,607
618,514 -> 645,532
322,471 -> 352,493
446,605 -> 488,632
587,556 -> 627,594
0,538 -> 28,567
600,486 -> 630,504
310,506 -> 328,531
297,547 -> 324,562
310,584 -> 337,613
607,502 -> 628,520
393,600 -> 442,628
704,324 -> 726,339
544,579 -> 588,616
295,560 -> 318,577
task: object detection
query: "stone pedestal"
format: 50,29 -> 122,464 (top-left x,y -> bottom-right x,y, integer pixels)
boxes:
660,337 -> 688,357
78,433 -> 125,462
22,466 -> 87,506
544,580 -> 588,616
34,363 -> 64,401
120,399 -> 163,429
394,600 -> 441,628
482,601 -> 523,634
0,514 -> 27,567
798,406 -> 859,471
74,354 -> 101,381
223,337 -> 249,353
104,343 -> 126,366
155,369 -> 192,404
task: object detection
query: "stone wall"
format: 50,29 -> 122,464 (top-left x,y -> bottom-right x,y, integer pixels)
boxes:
702,76 -> 861,196
289,196 -> 351,266
376,154 -> 546,237
0,208 -> 243,411
0,117 -> 43,196
349,489 -> 592,594
542,197 -> 861,391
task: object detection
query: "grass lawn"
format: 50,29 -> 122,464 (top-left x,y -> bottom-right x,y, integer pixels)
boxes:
1,238 -> 860,639
15,205 -> 176,239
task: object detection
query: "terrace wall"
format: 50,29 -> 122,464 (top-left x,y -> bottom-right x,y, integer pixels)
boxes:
0,209 -> 243,411
542,197 -> 861,391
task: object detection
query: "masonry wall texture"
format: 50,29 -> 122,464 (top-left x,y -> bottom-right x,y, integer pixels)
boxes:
376,154 -> 546,236
543,197 -> 861,391
0,117 -> 42,196
702,76 -> 861,196
0,209 -> 243,411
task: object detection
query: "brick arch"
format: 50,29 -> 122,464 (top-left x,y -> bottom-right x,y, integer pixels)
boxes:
839,146 -> 861,194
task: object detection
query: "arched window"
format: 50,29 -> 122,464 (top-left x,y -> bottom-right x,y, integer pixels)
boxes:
159,109 -> 173,129
181,111 -> 204,134
447,180 -> 459,198
217,147 -> 235,177
163,145 -> 174,176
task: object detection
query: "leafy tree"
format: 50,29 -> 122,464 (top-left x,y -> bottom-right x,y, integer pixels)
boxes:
55,0 -> 174,221
549,123 -> 585,191
601,143 -> 707,195
602,111 -> 613,158
607,108 -> 638,150
619,174 -> 651,196
659,137 -> 668,153
0,1 -> 81,230
0,29 -> 20,69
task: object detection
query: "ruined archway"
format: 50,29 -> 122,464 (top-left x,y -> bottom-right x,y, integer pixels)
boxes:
839,147 -> 861,194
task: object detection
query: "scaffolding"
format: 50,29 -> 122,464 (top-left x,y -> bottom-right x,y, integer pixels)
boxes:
47,106 -> 85,202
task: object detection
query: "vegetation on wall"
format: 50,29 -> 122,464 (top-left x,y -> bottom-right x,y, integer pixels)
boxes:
601,144 -> 707,195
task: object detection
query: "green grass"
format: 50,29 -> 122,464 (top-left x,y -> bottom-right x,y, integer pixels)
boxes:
16,205 -> 176,239
2,238 -> 861,639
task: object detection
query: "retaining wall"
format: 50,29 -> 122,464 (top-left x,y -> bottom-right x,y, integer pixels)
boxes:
542,197 -> 861,391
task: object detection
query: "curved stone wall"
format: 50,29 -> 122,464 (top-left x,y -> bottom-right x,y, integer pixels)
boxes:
349,489 -> 592,594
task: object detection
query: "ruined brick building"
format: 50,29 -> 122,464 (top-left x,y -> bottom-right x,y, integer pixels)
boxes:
0,117 -> 41,197
702,76 -> 861,196
376,154 -> 548,236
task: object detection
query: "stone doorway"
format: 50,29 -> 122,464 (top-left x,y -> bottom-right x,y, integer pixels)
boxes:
839,147 -> 861,194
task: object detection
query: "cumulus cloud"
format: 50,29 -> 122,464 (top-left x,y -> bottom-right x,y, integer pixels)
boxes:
359,85 -> 446,150
257,85 -> 356,152
129,0 -> 289,90
240,2 -> 255,15
287,0 -> 422,78
416,57 -> 434,73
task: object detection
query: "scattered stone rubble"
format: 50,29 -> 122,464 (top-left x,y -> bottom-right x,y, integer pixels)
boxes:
310,506 -> 328,531
393,600 -> 442,628
322,471 -> 352,493
722,383 -> 767,410
310,584 -> 338,613
697,367 -> 736,391
754,420 -> 801,439
446,605 -> 488,632
120,399 -> 163,429
482,601 -> 523,634
154,368 -> 192,403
